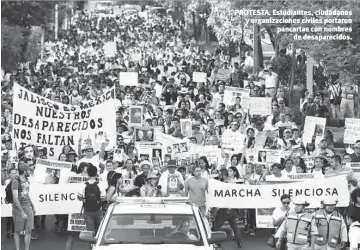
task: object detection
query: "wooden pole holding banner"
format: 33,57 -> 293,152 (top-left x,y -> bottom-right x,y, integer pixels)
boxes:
55,4 -> 59,40
307,57 -> 314,94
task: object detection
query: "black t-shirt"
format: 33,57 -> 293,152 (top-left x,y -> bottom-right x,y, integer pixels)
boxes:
134,173 -> 147,188
347,204 -> 360,222
163,92 -> 177,105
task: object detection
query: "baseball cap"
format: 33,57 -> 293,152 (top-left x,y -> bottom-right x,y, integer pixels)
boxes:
167,160 -> 177,168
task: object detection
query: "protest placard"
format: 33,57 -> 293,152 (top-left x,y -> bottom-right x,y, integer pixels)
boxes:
113,148 -> 124,162
33,159 -> 72,184
346,163 -> 360,182
68,213 -> 86,232
119,72 -> 138,86
12,84 -> 116,160
191,145 -> 221,165
137,143 -> 154,161
216,69 -> 232,82
67,175 -> 104,184
221,131 -> 245,150
1,183 -> 83,217
256,208 -> 275,228
223,87 -> 250,110
302,116 -> 326,146
128,106 -> 143,126
180,119 -> 192,137
192,72 -> 207,83
134,126 -> 154,142
103,41 -> 116,57
152,148 -> 163,161
206,176 -> 349,209
249,97 -> 272,116
256,149 -> 281,165
303,156 -> 315,170
344,118 -> 360,144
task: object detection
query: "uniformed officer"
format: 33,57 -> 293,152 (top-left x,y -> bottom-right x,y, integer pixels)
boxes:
277,196 -> 318,250
313,197 -> 347,250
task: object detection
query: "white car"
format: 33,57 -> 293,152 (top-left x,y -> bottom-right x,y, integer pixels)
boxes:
79,198 -> 227,250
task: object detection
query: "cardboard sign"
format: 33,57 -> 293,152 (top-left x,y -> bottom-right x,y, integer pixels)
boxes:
192,72 -> 207,83
119,72 -> 138,86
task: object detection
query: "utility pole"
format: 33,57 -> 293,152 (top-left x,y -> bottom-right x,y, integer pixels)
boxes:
55,4 -> 59,40
253,23 -> 259,75
41,28 -> 45,60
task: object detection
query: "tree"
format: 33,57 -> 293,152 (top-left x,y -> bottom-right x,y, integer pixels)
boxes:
1,20 -> 25,71
1,1 -> 59,29
24,26 -> 43,63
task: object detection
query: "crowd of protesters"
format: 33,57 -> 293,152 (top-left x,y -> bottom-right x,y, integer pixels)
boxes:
1,5 -> 360,250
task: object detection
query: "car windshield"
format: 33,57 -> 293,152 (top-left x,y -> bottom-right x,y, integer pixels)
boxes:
100,214 -> 203,246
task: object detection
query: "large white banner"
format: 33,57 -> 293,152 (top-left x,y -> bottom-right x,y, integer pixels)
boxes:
207,176 -> 349,209
1,183 -> 83,217
12,84 -> 116,159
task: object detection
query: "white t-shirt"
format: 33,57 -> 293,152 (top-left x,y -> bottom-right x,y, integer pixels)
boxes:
281,167 -> 297,176
77,155 -> 100,170
273,206 -> 294,238
259,71 -> 278,88
312,169 -> 324,179
266,174 -> 289,181
349,222 -> 360,250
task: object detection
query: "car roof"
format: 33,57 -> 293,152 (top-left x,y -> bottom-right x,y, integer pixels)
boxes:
111,202 -> 195,215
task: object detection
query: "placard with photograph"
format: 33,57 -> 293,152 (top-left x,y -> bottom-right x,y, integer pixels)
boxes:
134,127 -> 154,142
129,106 -> 143,126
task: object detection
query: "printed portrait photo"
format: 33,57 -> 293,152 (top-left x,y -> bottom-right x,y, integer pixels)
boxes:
129,106 -> 143,125
180,142 -> 188,153
258,151 -> 267,163
45,168 -> 60,184
152,148 -> 162,160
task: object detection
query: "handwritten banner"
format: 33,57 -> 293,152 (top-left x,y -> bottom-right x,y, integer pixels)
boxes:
12,84 -> 116,159
249,97 -> 272,116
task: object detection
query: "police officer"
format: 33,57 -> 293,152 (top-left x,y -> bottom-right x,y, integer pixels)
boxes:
313,197 -> 347,250
277,196 -> 318,250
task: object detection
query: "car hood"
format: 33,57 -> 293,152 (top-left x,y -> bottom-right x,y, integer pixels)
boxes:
94,245 -> 206,250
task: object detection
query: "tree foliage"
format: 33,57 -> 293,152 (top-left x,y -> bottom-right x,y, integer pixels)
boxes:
1,1 -> 59,29
1,20 -> 25,71
24,26 -> 43,63
206,0 -> 360,81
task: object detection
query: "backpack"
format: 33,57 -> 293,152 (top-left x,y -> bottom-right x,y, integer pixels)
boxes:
5,177 -> 21,204
83,181 -> 101,212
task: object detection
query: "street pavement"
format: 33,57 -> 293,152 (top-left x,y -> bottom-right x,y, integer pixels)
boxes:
1,215 -> 274,250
